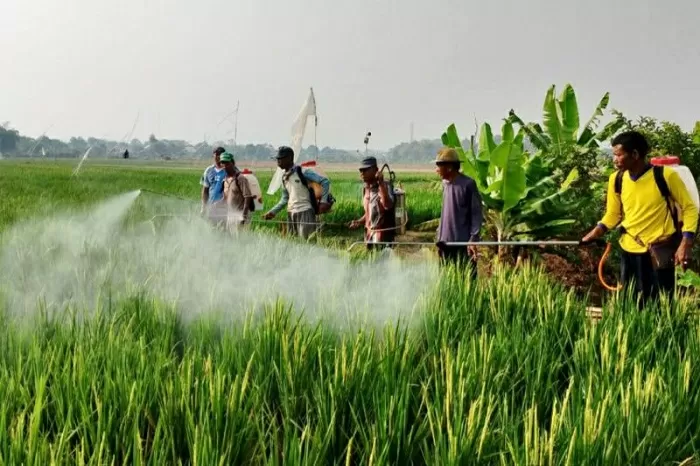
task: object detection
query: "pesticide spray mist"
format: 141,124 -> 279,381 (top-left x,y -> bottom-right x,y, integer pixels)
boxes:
0,191 -> 439,329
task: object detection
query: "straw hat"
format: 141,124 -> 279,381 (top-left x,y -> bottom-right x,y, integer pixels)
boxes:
433,147 -> 461,164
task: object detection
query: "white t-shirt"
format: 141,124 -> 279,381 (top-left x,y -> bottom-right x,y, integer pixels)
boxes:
283,168 -> 313,214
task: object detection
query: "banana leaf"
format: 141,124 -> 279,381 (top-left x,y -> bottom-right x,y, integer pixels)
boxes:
595,117 -> 626,145
509,110 -> 550,151
577,92 -> 610,147
489,122 -> 527,213
543,85 -> 566,147
558,84 -> 580,143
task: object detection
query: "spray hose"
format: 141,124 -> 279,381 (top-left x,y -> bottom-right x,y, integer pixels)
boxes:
598,242 -> 623,291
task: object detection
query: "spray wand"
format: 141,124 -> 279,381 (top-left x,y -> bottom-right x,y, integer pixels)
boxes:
345,239 -> 606,251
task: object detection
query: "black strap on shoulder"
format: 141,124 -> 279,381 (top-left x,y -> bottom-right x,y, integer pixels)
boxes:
295,166 -> 308,186
652,165 -> 671,199
294,166 -> 319,213
653,165 -> 679,228
614,170 -> 624,194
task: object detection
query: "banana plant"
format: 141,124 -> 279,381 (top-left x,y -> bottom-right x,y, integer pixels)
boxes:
508,84 -> 625,183
441,120 -> 581,257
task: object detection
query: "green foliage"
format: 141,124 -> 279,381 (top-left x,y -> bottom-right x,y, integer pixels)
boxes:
0,123 -> 19,153
441,121 -> 580,242
509,84 -> 626,187
678,269 -> 700,289
616,113 -> 700,180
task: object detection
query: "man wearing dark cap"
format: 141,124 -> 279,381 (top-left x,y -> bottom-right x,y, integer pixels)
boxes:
263,146 -> 331,239
434,147 -> 483,279
200,146 -> 227,225
349,156 -> 395,249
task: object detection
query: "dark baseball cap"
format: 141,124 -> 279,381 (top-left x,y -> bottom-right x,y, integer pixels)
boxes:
275,146 -> 294,159
359,156 -> 377,170
213,146 -> 225,155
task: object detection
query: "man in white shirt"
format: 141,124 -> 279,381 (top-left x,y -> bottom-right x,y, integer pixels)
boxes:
263,146 -> 331,239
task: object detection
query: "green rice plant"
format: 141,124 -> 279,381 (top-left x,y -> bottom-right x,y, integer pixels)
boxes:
0,260 -> 698,464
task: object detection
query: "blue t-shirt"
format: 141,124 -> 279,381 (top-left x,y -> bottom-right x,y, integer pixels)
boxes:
200,165 -> 226,203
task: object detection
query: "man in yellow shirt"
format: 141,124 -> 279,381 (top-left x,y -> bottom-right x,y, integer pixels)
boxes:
582,131 -> 698,307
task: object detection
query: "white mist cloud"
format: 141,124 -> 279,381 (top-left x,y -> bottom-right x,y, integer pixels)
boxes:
0,192 -> 439,330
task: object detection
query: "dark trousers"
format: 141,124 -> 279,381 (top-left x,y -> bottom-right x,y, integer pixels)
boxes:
620,251 -> 675,309
438,246 -> 477,281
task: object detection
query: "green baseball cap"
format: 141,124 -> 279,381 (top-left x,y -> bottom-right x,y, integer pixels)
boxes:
220,152 -> 235,164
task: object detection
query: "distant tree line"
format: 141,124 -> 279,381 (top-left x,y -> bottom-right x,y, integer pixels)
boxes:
7,120 -> 691,165
0,123 -> 486,164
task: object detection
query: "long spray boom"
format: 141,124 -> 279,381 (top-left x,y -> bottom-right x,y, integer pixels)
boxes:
346,239 -> 602,252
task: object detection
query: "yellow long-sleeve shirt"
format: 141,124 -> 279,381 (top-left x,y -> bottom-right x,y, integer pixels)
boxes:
599,166 -> 698,254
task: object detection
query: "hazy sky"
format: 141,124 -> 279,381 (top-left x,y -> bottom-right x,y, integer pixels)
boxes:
2,0 -> 699,150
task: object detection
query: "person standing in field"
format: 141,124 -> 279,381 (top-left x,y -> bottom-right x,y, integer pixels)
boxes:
434,147 -> 483,280
220,152 -> 254,232
263,146 -> 331,240
582,131 -> 697,308
200,146 -> 228,227
349,156 -> 395,250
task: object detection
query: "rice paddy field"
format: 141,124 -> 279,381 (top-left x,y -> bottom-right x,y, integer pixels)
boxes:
1,158 -> 700,465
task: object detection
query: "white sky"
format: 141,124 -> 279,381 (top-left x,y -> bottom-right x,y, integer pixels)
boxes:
2,0 -> 699,150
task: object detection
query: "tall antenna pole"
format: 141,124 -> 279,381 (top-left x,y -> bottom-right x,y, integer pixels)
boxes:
233,100 -> 239,146
364,131 -> 371,155
410,121 -> 414,142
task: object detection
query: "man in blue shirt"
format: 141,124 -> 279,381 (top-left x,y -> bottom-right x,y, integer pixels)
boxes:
200,146 -> 228,227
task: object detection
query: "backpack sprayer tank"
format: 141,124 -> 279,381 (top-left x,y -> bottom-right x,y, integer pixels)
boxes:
299,160 -> 326,203
379,163 -> 408,235
394,185 -> 406,235
650,155 -> 700,224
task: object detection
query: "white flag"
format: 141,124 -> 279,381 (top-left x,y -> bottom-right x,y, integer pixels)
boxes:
267,87 -> 317,195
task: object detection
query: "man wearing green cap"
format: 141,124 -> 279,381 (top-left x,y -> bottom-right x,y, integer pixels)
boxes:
220,152 -> 254,232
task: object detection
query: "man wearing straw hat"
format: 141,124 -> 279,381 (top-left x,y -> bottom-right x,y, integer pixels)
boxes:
434,147 -> 483,279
